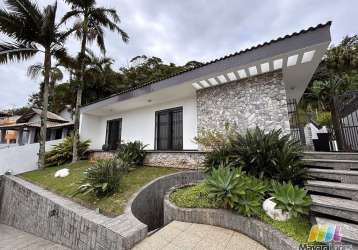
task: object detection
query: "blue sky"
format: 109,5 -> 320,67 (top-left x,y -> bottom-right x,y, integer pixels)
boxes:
0,0 -> 357,110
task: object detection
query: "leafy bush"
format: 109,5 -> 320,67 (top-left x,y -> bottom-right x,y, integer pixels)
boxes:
204,127 -> 305,184
205,163 -> 268,216
73,159 -> 126,197
45,136 -> 90,167
234,176 -> 268,217
316,111 -> 332,127
194,123 -> 237,150
116,141 -> 147,167
271,182 -> 311,218
206,164 -> 245,209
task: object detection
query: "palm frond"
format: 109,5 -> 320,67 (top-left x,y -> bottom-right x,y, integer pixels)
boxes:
27,63 -> 43,79
0,42 -> 38,63
59,9 -> 82,25
5,0 -> 41,22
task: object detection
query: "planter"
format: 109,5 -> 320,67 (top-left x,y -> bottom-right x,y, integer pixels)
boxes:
164,187 -> 300,250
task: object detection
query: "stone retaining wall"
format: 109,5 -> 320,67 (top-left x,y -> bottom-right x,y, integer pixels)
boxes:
128,171 -> 204,231
144,151 -> 206,169
0,175 -> 146,250
163,188 -> 299,250
88,150 -> 207,169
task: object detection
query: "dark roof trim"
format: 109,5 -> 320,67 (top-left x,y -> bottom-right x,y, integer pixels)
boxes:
82,21 -> 332,112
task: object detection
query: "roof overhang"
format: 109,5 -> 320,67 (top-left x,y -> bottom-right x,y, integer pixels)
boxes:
82,22 -> 331,117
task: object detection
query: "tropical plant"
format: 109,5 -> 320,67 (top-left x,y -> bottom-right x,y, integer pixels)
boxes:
234,175 -> 268,217
116,141 -> 147,167
271,181 -> 312,218
61,0 -> 129,163
194,123 -> 237,150
73,159 -> 124,197
45,136 -> 90,167
203,145 -> 240,172
232,127 -> 305,183
205,164 -> 246,209
0,0 -> 72,168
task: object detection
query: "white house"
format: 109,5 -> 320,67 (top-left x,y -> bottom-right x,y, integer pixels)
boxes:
80,22 -> 332,153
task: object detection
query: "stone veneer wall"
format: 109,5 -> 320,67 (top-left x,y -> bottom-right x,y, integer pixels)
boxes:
0,175 -> 147,250
196,70 -> 290,134
143,151 -> 206,169
88,150 -> 207,169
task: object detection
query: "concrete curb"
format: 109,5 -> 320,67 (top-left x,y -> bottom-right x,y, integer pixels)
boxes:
164,186 -> 300,250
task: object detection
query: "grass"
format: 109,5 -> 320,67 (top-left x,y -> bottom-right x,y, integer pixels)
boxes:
20,161 -> 179,216
169,182 -> 311,244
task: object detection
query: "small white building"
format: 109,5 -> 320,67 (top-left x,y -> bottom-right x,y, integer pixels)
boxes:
80,22 -> 331,153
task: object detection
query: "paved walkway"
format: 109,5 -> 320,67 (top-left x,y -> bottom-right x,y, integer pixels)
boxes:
0,224 -> 69,250
132,221 -> 267,250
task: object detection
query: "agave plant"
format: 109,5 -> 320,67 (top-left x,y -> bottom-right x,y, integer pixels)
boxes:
271,181 -> 312,218
73,159 -> 127,197
205,163 -> 245,209
116,141 -> 148,167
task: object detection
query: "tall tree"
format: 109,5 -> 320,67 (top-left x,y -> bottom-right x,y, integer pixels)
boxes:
0,0 -> 71,168
62,0 -> 129,162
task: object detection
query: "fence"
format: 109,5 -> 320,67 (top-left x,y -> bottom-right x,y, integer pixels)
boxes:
0,139 -> 63,175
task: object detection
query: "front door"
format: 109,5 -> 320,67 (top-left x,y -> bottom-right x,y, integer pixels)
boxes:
106,118 -> 122,150
155,107 -> 183,150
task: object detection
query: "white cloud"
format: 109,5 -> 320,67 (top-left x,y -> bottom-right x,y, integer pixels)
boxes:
0,0 -> 357,109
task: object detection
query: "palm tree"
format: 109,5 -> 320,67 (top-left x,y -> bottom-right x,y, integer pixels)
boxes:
27,63 -> 64,100
62,0 -> 129,162
0,0 -> 71,168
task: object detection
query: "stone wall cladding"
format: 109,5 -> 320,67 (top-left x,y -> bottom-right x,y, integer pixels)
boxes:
144,151 -> 206,169
197,70 -> 290,134
0,175 -> 147,250
88,150 -> 207,169
164,188 -> 299,250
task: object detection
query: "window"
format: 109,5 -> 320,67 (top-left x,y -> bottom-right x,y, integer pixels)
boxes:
105,118 -> 122,150
55,128 -> 63,140
155,107 -> 183,150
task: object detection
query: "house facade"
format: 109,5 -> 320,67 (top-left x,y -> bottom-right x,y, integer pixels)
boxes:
80,22 -> 332,153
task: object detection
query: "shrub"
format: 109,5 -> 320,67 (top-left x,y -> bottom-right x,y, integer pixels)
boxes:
205,164 -> 245,209
116,141 -> 147,167
45,136 -> 90,167
73,159 -> 126,197
271,181 -> 311,218
204,127 -> 305,184
316,111 -> 332,127
194,122 -> 237,150
205,163 -> 268,217
234,176 -> 268,217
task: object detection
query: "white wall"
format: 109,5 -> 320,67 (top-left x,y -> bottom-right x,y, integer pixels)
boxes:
0,139 -> 62,175
80,97 -> 198,150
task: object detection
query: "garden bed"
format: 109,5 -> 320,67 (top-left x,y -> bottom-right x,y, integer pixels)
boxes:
169,183 -> 312,244
19,160 -> 179,216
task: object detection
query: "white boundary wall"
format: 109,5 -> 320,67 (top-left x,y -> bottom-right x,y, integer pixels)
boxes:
0,139 -> 63,175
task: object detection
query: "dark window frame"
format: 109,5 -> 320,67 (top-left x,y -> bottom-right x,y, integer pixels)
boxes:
105,118 -> 122,150
155,106 -> 183,151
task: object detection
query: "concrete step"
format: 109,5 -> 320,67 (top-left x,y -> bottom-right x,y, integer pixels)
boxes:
306,180 -> 358,201
308,168 -> 358,184
315,217 -> 358,246
304,151 -> 358,161
311,195 -> 358,223
303,158 -> 358,170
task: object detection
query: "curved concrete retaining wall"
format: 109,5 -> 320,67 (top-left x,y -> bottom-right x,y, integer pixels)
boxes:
125,171 -> 205,231
0,175 -> 147,250
164,188 -> 299,250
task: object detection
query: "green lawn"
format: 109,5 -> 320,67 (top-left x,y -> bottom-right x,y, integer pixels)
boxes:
170,183 -> 311,244
20,161 -> 179,216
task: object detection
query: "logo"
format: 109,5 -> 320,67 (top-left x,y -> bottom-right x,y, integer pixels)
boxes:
299,224 -> 352,250
308,224 -> 342,242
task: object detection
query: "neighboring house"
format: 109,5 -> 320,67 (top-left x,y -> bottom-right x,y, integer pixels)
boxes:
0,108 -> 73,146
80,22 -> 331,151
0,113 -> 19,145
